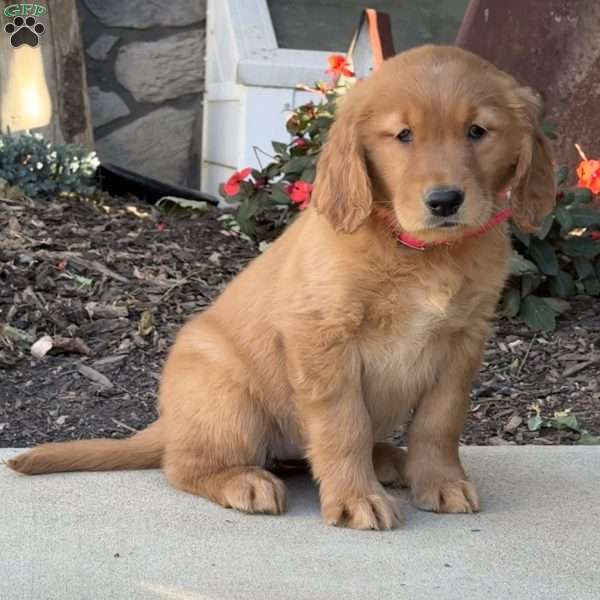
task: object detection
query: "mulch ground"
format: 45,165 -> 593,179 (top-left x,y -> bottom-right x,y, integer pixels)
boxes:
1,192 -> 598,448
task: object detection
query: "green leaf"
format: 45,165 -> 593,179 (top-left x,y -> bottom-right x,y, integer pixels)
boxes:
269,184 -> 291,205
578,432 -> 600,445
548,270 -> 575,299
284,157 -> 312,175
272,141 -> 289,156
573,257 -> 595,280
521,273 -> 542,298
535,213 -> 554,240
556,165 -> 569,186
509,250 -> 539,276
519,295 -> 556,331
568,207 -> 600,228
560,237 -> 600,259
550,413 -> 581,432
540,297 -> 571,315
554,206 -> 573,232
301,166 -> 316,183
500,287 -> 521,317
156,196 -> 209,213
527,415 -> 543,431
583,276 -> 600,296
529,238 -> 559,275
0,323 -> 34,345
235,199 -> 260,236
236,198 -> 260,218
573,188 -> 593,205
512,226 -> 531,247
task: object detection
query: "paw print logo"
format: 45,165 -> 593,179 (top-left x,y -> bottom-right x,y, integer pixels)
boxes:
4,16 -> 45,48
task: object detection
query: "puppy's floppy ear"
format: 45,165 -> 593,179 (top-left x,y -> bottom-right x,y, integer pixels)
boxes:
510,87 -> 556,232
313,105 -> 372,233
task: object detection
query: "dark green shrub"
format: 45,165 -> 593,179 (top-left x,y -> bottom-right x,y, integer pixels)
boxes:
502,172 -> 600,330
0,131 -> 99,198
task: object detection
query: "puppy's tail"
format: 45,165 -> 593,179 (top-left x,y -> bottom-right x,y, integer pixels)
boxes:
6,420 -> 164,475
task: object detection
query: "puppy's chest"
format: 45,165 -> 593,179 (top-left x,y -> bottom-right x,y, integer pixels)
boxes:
359,273 -> 474,400
361,299 -> 452,378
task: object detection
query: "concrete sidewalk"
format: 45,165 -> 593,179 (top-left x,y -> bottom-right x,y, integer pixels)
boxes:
1,446 -> 599,600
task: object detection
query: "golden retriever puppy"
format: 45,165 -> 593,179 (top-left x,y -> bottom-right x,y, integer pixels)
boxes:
8,45 -> 556,530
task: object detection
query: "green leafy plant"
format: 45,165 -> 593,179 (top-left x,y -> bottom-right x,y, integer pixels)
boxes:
0,131 -> 99,198
218,55 -> 355,238
501,162 -> 600,330
219,87 -> 338,238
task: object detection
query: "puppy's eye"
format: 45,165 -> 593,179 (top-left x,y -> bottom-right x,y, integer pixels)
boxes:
468,124 -> 487,141
396,128 -> 413,143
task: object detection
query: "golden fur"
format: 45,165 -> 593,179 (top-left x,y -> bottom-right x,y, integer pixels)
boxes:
8,46 -> 556,530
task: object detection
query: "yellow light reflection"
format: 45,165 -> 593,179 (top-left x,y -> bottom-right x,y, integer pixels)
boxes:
1,45 -> 52,132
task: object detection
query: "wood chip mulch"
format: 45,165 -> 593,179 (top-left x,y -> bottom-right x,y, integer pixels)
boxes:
1,193 -> 598,448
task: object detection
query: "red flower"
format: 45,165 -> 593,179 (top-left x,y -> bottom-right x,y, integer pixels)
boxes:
157,223 -> 166,232
224,167 -> 252,197
576,159 -> 600,194
286,181 -> 313,209
326,54 -> 354,78
293,137 -> 307,148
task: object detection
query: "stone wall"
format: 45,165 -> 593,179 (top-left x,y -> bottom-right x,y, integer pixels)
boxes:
78,0 -> 206,187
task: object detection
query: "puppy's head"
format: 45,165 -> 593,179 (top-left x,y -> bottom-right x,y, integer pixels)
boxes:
313,45 -> 556,238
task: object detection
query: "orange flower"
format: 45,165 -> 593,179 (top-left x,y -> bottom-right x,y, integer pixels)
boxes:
285,181 -> 313,209
223,167 -> 252,196
576,159 -> 600,194
326,54 -> 354,78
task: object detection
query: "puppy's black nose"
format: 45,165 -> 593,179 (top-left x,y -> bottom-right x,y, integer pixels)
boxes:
425,187 -> 464,217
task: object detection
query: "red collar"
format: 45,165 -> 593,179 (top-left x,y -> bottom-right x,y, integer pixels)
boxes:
379,207 -> 512,251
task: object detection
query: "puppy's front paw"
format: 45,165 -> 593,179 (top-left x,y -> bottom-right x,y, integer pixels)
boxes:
412,478 -> 480,513
322,487 -> 402,530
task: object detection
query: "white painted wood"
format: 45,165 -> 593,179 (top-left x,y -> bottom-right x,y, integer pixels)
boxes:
202,0 -> 342,196
238,49 -> 332,88
240,86 -> 315,167
227,0 -> 277,56
205,82 -> 242,102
